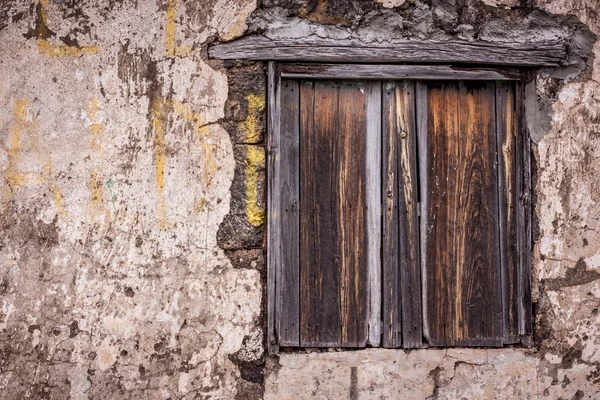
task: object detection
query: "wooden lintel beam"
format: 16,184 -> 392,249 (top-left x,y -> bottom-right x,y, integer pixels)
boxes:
209,35 -> 566,67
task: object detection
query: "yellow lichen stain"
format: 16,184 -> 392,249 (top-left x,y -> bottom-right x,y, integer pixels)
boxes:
35,0 -> 99,57
245,146 -> 265,227
1,100 -> 67,217
88,97 -> 105,154
239,94 -> 266,144
86,97 -> 109,219
164,0 -> 195,57
150,97 -> 218,226
151,99 -> 169,229
37,39 -> 99,57
194,197 -> 208,213
88,169 -> 104,212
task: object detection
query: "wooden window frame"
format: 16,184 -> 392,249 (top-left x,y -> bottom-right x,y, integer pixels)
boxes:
266,62 -> 533,354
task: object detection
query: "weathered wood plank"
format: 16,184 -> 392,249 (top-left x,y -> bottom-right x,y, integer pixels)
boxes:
267,62 -> 281,355
277,79 -> 301,346
365,81 -> 382,347
424,81 -> 503,346
394,81 -> 422,349
210,36 -> 567,66
416,81 -> 429,343
496,82 -> 520,344
281,64 -> 521,81
299,81 -> 369,347
382,81 -> 401,348
337,82 -> 368,347
515,81 -> 533,343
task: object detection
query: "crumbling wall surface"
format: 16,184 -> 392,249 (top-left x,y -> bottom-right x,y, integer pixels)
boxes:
1,0 -> 599,399
258,0 -> 600,399
0,0 -> 264,399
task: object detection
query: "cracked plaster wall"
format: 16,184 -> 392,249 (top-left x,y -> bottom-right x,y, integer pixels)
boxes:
1,0 -> 599,399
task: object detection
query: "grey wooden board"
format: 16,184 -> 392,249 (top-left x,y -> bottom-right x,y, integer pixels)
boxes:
395,81 -> 422,349
277,79 -> 301,346
495,82 -> 520,344
267,61 -> 281,355
210,36 -> 567,66
281,64 -> 521,80
382,81 -> 401,348
516,81 -> 533,340
365,81 -> 382,346
415,81 -> 430,343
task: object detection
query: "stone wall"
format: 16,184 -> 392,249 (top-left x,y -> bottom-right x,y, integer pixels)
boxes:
0,0 -> 598,399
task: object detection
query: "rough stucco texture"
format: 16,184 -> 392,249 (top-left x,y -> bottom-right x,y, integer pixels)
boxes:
0,1 -> 262,399
0,0 -> 599,399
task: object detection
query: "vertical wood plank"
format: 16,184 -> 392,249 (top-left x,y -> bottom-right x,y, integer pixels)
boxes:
416,81 -> 429,343
515,81 -> 533,342
337,82 -> 368,347
299,81 -> 369,347
396,81 -> 423,348
382,81 -> 401,348
496,82 -> 519,344
383,81 -> 422,348
277,79 -> 301,346
365,81 -> 382,346
300,80 -> 332,345
424,81 -> 503,346
267,62 -> 281,355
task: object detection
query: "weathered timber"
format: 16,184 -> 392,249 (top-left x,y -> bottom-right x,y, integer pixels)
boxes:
267,62 -> 281,355
515,80 -> 533,343
416,81 -> 429,343
423,81 -> 503,347
382,81 -> 401,348
210,36 -> 567,66
277,79 -> 301,346
395,81 -> 422,349
299,81 -> 369,347
365,81 -> 382,346
281,64 -> 521,80
496,82 -> 520,344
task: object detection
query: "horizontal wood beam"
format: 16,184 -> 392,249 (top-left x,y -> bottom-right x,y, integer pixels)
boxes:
281,64 -> 521,80
209,36 -> 566,66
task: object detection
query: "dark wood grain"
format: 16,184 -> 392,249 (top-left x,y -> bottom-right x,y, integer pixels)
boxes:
277,79 -> 301,346
515,81 -> 533,343
424,81 -> 503,347
281,64 -> 521,81
395,81 -> 422,349
299,81 -> 369,347
382,81 -> 401,348
210,36 -> 567,66
267,62 -> 281,355
382,81 -> 422,348
337,82 -> 368,347
496,82 -> 519,344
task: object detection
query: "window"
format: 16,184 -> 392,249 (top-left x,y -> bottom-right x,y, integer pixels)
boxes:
267,64 -> 532,351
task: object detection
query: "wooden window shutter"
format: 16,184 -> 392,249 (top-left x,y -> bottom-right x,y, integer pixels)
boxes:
271,77 -> 382,348
268,63 -> 532,352
416,81 -> 531,347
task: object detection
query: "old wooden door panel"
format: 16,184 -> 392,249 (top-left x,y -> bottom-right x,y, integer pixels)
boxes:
422,81 -> 503,346
382,81 -> 422,348
276,79 -> 301,346
495,82 -> 520,344
299,81 -> 369,347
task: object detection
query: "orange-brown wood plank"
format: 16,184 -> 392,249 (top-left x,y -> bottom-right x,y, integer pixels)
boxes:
337,82 -> 368,347
299,81 -> 368,347
424,81 -> 503,346
382,81 -> 422,348
496,82 -> 519,344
